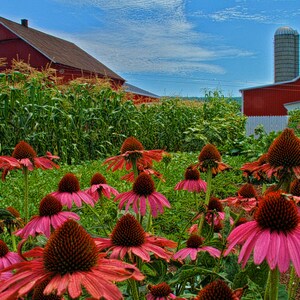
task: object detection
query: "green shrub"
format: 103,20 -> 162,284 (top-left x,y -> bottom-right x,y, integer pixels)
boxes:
288,108 -> 300,136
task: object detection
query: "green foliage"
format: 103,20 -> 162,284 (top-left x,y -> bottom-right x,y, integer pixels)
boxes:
239,125 -> 280,161
0,69 -> 248,163
183,91 -> 246,153
288,108 -> 300,136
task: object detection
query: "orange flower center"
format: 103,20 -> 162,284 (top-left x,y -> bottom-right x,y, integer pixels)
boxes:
90,173 -> 107,185
184,166 -> 200,180
255,191 -> 299,233
43,220 -> 98,275
268,128 -> 300,168
12,141 -> 36,160
291,179 -> 300,196
58,173 -> 80,193
149,282 -> 172,297
238,183 -> 257,198
195,280 -> 233,300
208,197 -> 223,212
111,214 -> 145,247
198,144 -> 221,163
0,240 -> 9,257
39,195 -> 62,217
121,137 -> 144,154
257,153 -> 268,165
133,172 -> 155,196
186,235 -> 203,248
32,279 -> 62,300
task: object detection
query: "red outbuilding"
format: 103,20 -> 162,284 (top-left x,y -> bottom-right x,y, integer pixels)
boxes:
241,26 -> 300,134
241,77 -> 300,116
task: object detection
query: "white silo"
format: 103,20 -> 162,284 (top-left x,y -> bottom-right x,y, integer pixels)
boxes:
274,26 -> 299,83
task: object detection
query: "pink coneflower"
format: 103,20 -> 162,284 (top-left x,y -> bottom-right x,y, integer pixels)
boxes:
256,129 -> 300,180
51,173 -> 94,209
174,166 -> 207,193
103,136 -> 165,172
195,280 -> 244,300
85,172 -> 119,203
241,153 -> 268,182
32,279 -> 64,300
0,240 -> 22,281
115,172 -> 171,217
197,144 -> 230,176
0,219 -> 144,300
173,235 -> 221,261
0,141 -> 59,180
95,214 -> 177,262
146,282 -> 176,300
220,183 -> 258,213
14,194 -> 80,238
206,197 -> 234,228
225,191 -> 300,276
121,162 -> 165,183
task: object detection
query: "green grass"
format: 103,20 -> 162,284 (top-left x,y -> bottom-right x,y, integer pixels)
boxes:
0,152 -> 247,241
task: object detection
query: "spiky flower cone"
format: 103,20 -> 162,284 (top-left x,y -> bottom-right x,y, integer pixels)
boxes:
195,280 -> 234,300
261,129 -> 300,184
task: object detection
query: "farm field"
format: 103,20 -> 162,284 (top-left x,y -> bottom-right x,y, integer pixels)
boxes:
0,67 -> 299,299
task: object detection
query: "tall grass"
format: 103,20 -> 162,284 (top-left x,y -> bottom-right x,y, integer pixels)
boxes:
0,64 -> 245,163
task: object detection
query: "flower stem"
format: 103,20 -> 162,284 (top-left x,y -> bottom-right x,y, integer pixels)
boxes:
204,169 -> 212,206
128,278 -> 140,300
146,212 -> 153,233
264,270 -> 271,300
197,168 -> 212,236
23,167 -> 29,223
11,232 -> 17,252
265,268 -> 279,300
131,159 -> 139,180
176,213 -> 199,251
288,266 -> 299,300
85,204 -> 108,236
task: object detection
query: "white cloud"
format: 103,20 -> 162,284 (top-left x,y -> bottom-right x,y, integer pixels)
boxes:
52,0 -> 253,75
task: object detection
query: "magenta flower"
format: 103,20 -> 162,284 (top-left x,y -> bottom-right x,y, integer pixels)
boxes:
0,220 -> 144,300
220,183 -> 258,213
104,136 -> 165,172
0,141 -> 59,180
95,214 -> 177,262
51,173 -> 94,209
146,282 -> 176,300
174,165 -> 207,193
85,172 -> 119,203
173,235 -> 221,261
14,194 -> 80,238
115,172 -> 171,217
0,240 -> 22,280
225,191 -> 300,275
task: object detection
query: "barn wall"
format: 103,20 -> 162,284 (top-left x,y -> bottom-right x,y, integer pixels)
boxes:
243,79 -> 300,116
0,30 -> 50,69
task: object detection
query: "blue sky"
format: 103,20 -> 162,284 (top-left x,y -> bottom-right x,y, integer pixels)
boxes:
2,0 -> 300,97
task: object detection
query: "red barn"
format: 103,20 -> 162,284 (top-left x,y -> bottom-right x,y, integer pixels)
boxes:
0,16 -> 159,102
241,26 -> 300,134
241,76 -> 300,116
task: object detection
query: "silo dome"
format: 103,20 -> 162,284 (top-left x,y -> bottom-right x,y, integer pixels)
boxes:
274,26 -> 299,83
275,26 -> 298,36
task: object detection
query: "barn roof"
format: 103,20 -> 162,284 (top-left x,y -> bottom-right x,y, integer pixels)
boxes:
0,17 -> 124,82
240,76 -> 300,92
124,83 -> 160,98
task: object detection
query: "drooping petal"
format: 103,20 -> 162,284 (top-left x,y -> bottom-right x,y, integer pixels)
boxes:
253,230 -> 270,265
